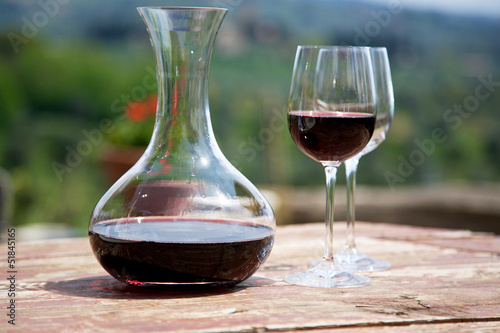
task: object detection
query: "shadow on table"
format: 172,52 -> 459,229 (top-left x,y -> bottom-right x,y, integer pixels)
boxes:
43,275 -> 275,300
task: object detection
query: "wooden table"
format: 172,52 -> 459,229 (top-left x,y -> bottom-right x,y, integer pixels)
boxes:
2,222 -> 500,332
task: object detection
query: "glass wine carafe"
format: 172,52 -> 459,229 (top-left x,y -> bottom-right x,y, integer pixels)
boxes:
89,7 -> 275,288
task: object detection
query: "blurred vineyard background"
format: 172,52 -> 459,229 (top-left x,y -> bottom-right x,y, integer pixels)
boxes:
1,0 -> 499,238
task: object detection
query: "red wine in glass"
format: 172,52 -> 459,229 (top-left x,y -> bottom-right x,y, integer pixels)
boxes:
89,217 -> 275,287
288,110 -> 375,163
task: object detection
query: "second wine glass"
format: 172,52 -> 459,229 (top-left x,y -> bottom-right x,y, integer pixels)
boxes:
284,46 -> 376,288
335,47 -> 395,272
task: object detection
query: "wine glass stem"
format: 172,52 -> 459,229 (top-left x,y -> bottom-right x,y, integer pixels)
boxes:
345,157 -> 360,249
323,164 -> 340,261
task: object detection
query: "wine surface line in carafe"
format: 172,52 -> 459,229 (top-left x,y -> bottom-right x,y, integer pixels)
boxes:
88,7 -> 275,288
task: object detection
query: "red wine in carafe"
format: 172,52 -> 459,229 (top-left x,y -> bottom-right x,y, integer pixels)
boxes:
288,111 -> 375,162
89,217 -> 274,287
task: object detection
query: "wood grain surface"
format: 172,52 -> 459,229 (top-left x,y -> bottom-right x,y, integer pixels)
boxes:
1,222 -> 499,332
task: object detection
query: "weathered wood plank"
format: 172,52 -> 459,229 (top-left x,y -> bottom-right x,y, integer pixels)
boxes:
1,222 -> 499,332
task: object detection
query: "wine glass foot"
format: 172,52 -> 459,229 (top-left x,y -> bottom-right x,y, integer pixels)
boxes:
284,259 -> 370,288
334,249 -> 391,272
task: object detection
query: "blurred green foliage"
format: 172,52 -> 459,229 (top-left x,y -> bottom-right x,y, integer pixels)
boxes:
0,0 -> 499,234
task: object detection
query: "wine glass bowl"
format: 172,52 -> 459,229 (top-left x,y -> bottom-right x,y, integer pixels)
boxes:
288,110 -> 376,164
284,46 -> 376,288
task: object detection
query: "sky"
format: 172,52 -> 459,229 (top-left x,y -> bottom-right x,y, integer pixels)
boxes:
363,0 -> 500,17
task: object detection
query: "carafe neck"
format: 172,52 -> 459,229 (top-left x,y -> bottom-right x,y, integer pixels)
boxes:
138,7 -> 227,151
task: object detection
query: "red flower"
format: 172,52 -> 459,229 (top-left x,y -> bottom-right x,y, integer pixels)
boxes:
125,94 -> 157,122
147,94 -> 158,113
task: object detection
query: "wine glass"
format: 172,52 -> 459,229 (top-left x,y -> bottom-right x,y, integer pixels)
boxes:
334,47 -> 394,272
284,46 -> 376,288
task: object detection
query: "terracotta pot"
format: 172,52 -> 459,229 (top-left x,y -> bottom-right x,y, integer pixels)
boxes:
99,144 -> 145,185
